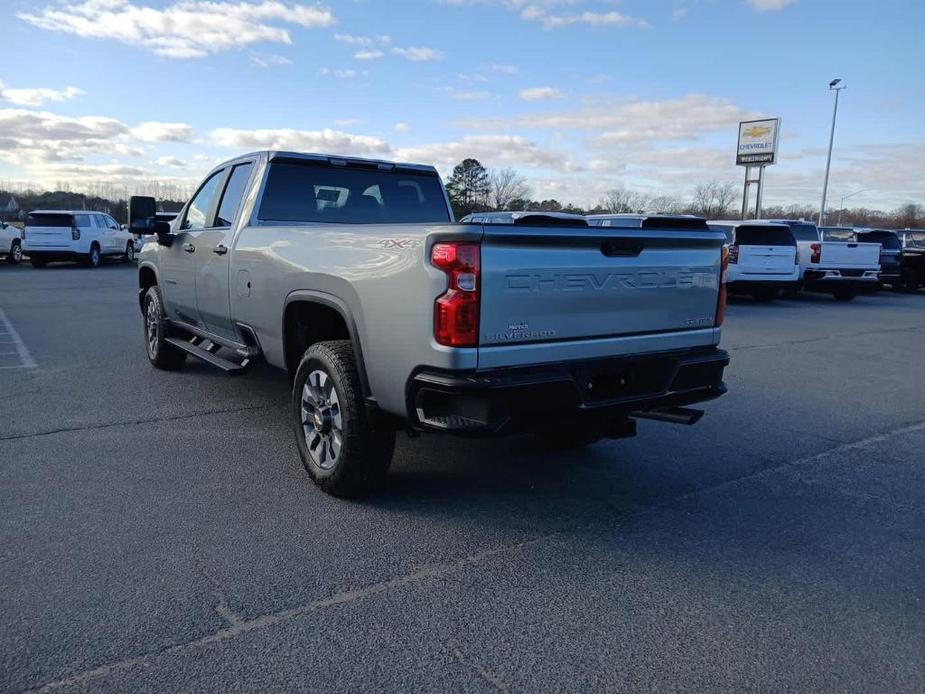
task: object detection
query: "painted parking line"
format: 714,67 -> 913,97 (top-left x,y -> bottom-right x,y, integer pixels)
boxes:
0,308 -> 36,369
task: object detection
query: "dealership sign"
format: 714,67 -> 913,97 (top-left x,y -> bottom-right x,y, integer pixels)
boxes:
736,118 -> 781,166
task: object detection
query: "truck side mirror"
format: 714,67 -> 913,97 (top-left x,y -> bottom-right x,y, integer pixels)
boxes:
128,196 -> 158,235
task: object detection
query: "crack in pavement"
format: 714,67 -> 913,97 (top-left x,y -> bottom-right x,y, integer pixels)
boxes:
727,323 -> 925,353
17,417 -> 925,692
450,642 -> 510,692
0,405 -> 269,442
25,533 -> 559,693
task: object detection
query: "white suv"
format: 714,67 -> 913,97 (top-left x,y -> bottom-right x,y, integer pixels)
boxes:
708,221 -> 800,301
22,210 -> 135,268
1,221 -> 23,264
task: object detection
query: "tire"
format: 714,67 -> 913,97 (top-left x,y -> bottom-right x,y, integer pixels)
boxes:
292,340 -> 395,497
901,274 -> 921,293
534,420 -> 603,450
751,287 -> 779,302
30,257 -> 47,268
143,286 -> 187,370
8,240 -> 23,264
124,242 -> 135,263
832,286 -> 857,302
84,243 -> 101,268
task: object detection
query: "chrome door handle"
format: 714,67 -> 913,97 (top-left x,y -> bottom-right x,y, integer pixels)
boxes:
213,244 -> 228,255
183,242 -> 195,253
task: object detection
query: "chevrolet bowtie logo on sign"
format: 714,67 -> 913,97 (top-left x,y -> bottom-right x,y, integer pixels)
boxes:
744,125 -> 771,138
737,118 -> 781,166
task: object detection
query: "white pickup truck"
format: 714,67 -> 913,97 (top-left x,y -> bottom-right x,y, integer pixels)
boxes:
763,220 -> 880,301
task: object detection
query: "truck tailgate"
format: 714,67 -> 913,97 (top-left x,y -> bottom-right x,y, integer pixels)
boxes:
479,226 -> 725,347
820,241 -> 880,269
737,245 -> 796,275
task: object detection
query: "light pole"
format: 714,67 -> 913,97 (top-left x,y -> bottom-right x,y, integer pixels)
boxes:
836,188 -> 867,226
819,78 -> 846,226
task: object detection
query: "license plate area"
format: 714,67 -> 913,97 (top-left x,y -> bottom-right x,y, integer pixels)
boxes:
571,356 -> 674,404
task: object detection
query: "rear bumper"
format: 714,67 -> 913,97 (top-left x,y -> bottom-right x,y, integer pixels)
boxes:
804,268 -> 879,285
22,250 -> 85,261
728,280 -> 800,292
408,347 -> 729,435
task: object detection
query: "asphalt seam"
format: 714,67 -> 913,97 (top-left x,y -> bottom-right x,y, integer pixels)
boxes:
25,533 -> 557,693
727,323 -> 925,353
20,419 -> 925,692
0,405 -> 268,442
649,416 -> 925,511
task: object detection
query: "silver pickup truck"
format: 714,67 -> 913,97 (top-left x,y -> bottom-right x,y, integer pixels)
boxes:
130,151 -> 729,497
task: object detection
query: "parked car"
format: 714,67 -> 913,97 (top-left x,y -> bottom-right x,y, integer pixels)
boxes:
767,220 -> 880,301
462,211 -> 588,225
1,220 -> 23,264
704,221 -> 799,301
130,151 -> 730,497
898,230 -> 925,291
853,229 -> 903,288
22,210 -> 136,267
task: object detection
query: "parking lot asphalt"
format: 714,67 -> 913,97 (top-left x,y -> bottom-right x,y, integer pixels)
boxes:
1,261 -> 923,693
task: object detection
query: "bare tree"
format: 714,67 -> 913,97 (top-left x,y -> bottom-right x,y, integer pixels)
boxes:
894,203 -> 923,228
487,168 -> 531,211
599,188 -> 644,213
690,181 -> 737,219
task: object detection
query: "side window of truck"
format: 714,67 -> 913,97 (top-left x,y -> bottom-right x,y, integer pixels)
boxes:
181,170 -> 225,231
215,163 -> 254,227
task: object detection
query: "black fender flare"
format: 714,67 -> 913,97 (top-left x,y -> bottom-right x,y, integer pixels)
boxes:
137,262 -> 161,312
282,290 -> 372,399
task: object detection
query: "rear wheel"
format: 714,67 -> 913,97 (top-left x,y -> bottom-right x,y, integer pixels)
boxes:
8,240 -> 22,264
84,243 -> 101,268
292,340 -> 395,497
832,286 -> 857,302
901,273 -> 921,293
143,286 -> 186,370
124,242 -> 135,263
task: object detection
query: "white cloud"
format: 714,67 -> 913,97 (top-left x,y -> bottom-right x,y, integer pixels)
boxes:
459,94 -> 753,145
525,9 -> 649,29
209,127 -> 391,156
393,122 -> 411,133
0,82 -> 84,107
17,0 -> 336,59
486,63 -> 518,75
249,52 -> 292,68
354,49 -> 384,60
131,122 -> 195,142
335,33 -> 390,46
319,68 -> 368,79
395,134 -> 573,171
519,86 -> 564,101
154,156 -> 189,168
746,0 -> 797,10
444,88 -> 492,101
391,46 -> 443,62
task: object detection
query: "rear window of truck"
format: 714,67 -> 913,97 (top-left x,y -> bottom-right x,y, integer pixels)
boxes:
786,223 -> 819,242
258,162 -> 451,224
716,225 -> 795,246
26,213 -> 73,227
857,231 -> 901,250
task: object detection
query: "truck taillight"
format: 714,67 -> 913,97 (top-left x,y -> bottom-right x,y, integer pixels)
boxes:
727,244 -> 739,264
715,246 -> 729,327
71,226 -> 80,241
810,242 -> 821,264
432,242 -> 480,347
794,247 -> 800,264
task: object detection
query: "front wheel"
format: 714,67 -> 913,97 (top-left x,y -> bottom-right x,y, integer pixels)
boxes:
292,340 -> 395,497
8,240 -> 23,264
143,286 -> 186,370
832,286 -> 857,302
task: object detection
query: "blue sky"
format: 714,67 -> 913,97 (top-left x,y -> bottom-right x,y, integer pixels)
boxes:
1,0 -> 922,209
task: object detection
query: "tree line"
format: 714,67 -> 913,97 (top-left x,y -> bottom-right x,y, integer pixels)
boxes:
2,158 -> 922,229
445,158 -> 924,228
